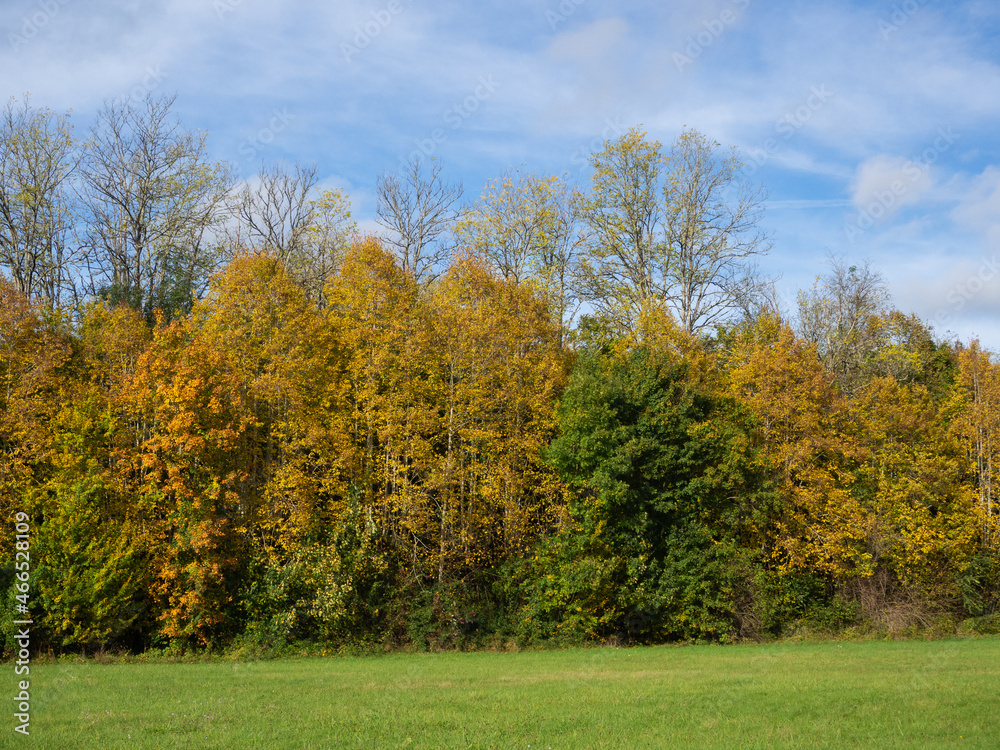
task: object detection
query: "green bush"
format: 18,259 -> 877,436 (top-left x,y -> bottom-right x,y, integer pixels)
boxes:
959,551 -> 1000,618
960,613 -> 1000,635
383,578 -> 492,652
525,344 -> 777,644
237,503 -> 389,647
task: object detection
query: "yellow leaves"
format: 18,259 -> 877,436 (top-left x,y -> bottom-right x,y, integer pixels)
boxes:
726,319 -> 843,484
320,243 -> 569,578
418,257 -> 568,573
835,373 -> 981,589
77,300 -> 151,387
953,341 -> 1000,549
7,224 -> 1000,647
456,168 -> 565,284
720,318 -> 962,580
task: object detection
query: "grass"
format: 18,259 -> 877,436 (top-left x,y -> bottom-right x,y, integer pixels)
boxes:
17,637 -> 1000,748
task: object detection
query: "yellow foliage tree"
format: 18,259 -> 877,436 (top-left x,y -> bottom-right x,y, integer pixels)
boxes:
425,254 -> 568,579
850,376 -> 979,595
724,317 -> 866,577
956,342 -> 1000,549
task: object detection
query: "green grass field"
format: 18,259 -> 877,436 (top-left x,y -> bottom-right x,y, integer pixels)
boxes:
14,638 -> 1000,748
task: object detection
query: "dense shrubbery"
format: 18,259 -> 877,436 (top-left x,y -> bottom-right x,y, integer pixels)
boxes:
2,96 -> 998,654
2,244 -> 999,657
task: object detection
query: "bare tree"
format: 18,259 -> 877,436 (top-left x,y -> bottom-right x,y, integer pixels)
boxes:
226,162 -> 318,260
733,275 -> 787,324
78,94 -> 233,320
0,96 -> 78,309
661,129 -> 772,335
578,128 -> 773,335
539,179 -> 587,345
797,255 -> 890,395
224,164 -> 357,305
375,158 -> 463,282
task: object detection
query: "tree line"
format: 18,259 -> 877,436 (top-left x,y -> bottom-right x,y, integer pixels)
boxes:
1,93 -> 998,654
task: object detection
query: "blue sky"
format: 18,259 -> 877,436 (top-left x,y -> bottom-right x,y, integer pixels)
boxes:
4,0 -> 1000,347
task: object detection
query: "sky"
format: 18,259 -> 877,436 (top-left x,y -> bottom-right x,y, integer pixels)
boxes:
3,0 -> 1000,348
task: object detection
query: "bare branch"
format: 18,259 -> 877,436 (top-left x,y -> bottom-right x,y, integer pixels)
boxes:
0,95 -> 78,310
77,93 -> 233,320
376,158 -> 462,282
226,162 -> 318,261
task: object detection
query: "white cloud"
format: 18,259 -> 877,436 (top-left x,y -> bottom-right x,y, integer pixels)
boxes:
2,0 -> 1000,348
546,17 -> 629,62
952,166 -> 1000,232
850,155 -> 934,217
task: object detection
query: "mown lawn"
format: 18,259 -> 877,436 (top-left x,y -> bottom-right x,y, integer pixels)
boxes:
15,637 -> 1000,748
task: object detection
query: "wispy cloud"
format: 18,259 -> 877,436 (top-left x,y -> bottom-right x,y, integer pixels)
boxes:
2,0 -> 998,346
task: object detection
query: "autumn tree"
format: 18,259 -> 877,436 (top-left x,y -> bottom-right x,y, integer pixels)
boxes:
457,168 -> 557,285
129,250 -> 369,646
32,302 -> 153,649
724,315 -> 983,628
577,128 -> 663,328
952,342 -> 1000,616
455,168 -> 583,344
34,471 -> 145,649
723,317 -> 863,578
848,376 -> 979,607
0,96 -> 78,309
0,283 -> 71,557
78,94 -> 233,321
127,315 -> 252,645
194,252 -> 347,549
956,342 -> 1000,548
0,292 -> 155,650
135,251 -> 382,647
324,236 -> 428,542
375,159 -> 463,282
295,187 -> 356,305
424,255 -> 568,580
579,127 -> 770,334
324,240 -> 568,587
